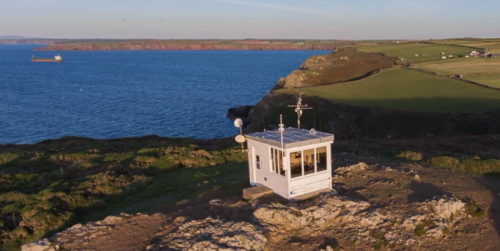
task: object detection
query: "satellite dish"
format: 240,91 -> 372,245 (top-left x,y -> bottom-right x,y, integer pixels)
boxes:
235,134 -> 246,143
234,118 -> 243,128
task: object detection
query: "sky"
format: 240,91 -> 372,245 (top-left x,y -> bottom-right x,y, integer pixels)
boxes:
1,0 -> 499,40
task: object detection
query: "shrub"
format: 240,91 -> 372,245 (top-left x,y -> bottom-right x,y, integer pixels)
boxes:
397,151 -> 423,161
414,224 -> 426,237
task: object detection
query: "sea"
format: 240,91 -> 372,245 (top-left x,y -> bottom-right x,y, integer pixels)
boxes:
0,45 -> 326,144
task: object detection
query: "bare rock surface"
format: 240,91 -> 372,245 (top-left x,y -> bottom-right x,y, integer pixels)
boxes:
149,217 -> 267,251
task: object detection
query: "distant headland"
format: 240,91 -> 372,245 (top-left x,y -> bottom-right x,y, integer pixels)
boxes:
21,39 -> 346,51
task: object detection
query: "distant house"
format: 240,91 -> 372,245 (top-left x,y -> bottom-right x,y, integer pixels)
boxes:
470,51 -> 480,57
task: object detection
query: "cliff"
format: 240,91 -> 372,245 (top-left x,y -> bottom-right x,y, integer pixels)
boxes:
33,40 -> 347,51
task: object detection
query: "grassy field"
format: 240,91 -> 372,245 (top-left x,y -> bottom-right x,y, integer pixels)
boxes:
357,43 -> 472,62
429,38 -> 500,52
417,58 -> 500,88
283,68 -> 500,113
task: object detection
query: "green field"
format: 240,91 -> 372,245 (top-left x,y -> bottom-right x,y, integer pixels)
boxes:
429,38 -> 500,52
417,58 -> 500,88
285,68 -> 500,113
357,43 -> 472,62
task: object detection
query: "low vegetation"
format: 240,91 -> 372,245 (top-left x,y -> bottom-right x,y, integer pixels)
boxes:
0,136 -> 246,250
283,68 -> 500,113
427,156 -> 500,176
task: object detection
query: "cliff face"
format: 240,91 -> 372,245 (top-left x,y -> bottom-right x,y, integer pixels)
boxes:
244,92 -> 500,139
34,41 -> 341,51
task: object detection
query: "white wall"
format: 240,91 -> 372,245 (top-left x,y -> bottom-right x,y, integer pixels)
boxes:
247,140 -> 333,199
247,139 -> 288,197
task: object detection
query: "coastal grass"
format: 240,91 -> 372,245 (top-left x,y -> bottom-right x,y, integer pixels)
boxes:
0,136 -> 247,250
282,68 -> 500,113
416,57 -> 500,88
357,43 -> 472,62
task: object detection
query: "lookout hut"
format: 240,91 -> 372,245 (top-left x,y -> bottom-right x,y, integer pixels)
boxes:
244,127 -> 334,200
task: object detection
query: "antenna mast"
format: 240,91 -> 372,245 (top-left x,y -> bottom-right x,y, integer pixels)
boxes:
287,92 -> 312,129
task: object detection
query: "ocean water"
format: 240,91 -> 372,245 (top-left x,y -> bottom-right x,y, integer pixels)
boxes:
0,45 -> 326,144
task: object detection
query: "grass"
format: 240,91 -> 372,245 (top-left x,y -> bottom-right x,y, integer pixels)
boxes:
427,156 -> 500,176
0,136 -> 247,250
283,68 -> 500,113
417,57 -> 500,88
357,42 -> 472,62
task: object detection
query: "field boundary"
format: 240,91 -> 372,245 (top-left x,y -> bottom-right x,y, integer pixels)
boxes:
405,67 -> 500,91
422,41 -> 485,51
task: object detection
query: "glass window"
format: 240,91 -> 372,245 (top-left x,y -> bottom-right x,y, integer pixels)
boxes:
270,148 -> 275,172
303,149 -> 315,175
278,150 -> 285,176
290,151 -> 302,178
270,148 -> 285,176
256,155 -> 260,169
317,147 -> 327,172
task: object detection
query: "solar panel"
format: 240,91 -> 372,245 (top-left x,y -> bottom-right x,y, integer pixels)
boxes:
246,127 -> 334,148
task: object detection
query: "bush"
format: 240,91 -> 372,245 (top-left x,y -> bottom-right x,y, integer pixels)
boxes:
414,224 -> 426,237
466,201 -> 487,217
396,151 -> 423,161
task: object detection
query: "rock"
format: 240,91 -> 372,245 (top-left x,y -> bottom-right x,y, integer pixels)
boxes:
102,215 -> 123,224
334,162 -> 368,177
414,174 -> 420,180
22,239 -> 55,251
151,217 -> 267,251
281,70 -> 307,88
253,193 -> 389,232
427,196 -> 466,219
227,105 -> 254,120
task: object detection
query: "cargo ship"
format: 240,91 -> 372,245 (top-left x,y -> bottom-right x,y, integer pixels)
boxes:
32,54 -> 62,62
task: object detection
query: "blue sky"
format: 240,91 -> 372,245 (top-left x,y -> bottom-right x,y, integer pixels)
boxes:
1,0 -> 499,39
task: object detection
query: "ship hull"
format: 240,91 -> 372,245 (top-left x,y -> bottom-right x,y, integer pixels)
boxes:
32,59 -> 62,62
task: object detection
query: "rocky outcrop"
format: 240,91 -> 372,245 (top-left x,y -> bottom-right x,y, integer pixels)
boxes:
149,217 -> 267,251
226,105 -> 254,122
300,54 -> 332,70
271,48 -> 396,89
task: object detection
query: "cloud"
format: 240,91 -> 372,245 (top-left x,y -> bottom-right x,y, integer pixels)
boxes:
214,0 -> 342,18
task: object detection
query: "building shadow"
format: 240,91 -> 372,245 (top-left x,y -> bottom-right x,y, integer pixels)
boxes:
407,180 -> 449,203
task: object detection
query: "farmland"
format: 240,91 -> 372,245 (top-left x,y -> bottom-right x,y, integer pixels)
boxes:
357,42 -> 472,62
417,58 -> 500,88
430,38 -> 500,52
281,68 -> 500,113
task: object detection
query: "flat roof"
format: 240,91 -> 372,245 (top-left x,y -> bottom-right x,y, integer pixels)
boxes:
245,127 -> 334,149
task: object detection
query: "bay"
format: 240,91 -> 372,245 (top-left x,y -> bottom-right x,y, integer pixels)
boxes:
0,45 -> 325,144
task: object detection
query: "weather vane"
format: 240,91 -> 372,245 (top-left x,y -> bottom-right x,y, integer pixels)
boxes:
287,92 -> 312,129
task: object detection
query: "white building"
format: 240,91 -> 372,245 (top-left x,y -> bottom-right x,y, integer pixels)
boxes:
244,127 -> 334,199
